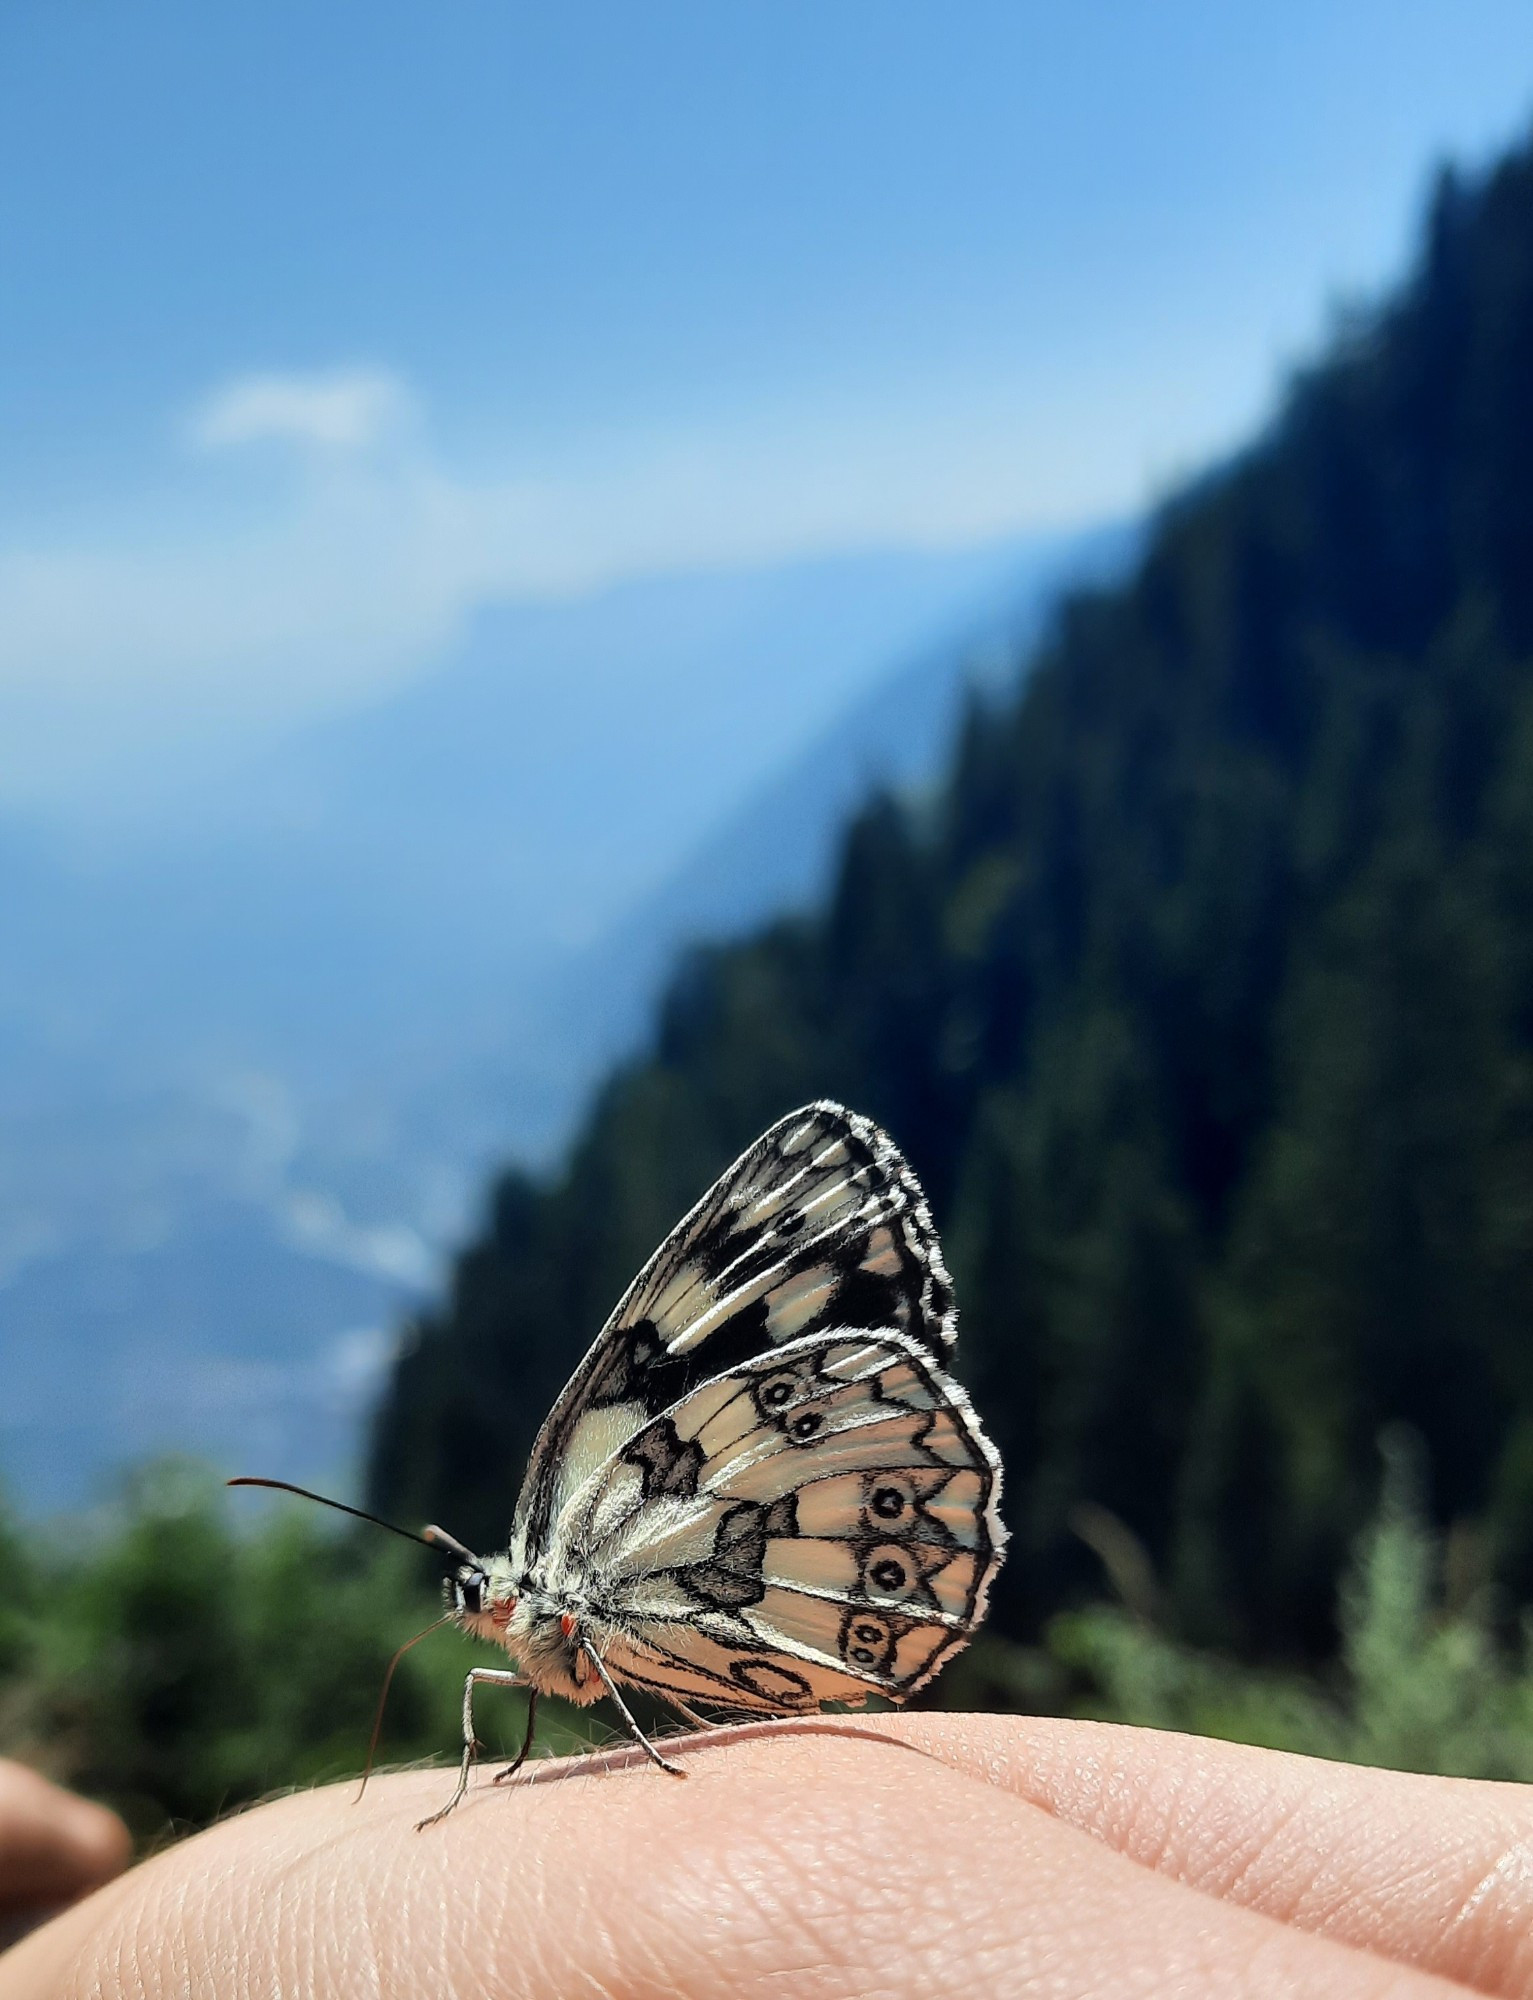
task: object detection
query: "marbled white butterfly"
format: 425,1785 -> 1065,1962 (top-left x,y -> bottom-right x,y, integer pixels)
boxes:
235,1102 -> 1005,1825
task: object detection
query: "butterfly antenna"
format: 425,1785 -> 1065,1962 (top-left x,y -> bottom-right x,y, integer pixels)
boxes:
356,1614 -> 452,1802
421,1523 -> 483,1565
227,1477 -> 448,1553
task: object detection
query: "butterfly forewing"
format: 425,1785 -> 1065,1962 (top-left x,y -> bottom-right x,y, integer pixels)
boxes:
511,1103 -> 957,1566
550,1329 -> 1005,1712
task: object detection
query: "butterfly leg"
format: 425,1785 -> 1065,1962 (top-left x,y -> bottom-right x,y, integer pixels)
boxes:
666,1695 -> 713,1732
583,1645 -> 687,1777
416,1666 -> 523,1830
491,1688 -> 540,1785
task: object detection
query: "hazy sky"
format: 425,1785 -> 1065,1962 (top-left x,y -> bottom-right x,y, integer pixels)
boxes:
4,1 -> 1533,805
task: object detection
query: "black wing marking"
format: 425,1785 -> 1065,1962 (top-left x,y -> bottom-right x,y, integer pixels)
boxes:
511,1104 -> 956,1565
553,1329 -> 1006,1709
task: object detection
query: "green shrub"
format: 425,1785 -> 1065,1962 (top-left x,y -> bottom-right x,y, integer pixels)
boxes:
0,1463 -> 592,1842
958,1432 -> 1533,1783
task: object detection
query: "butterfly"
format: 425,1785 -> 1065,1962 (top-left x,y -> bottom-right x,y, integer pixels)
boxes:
236,1101 -> 1005,1826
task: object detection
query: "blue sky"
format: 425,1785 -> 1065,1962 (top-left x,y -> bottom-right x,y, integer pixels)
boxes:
3,1 -> 1533,808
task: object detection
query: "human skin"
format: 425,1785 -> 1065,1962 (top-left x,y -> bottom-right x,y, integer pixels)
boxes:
3,1714 -> 1533,1998
0,1762 -> 129,1937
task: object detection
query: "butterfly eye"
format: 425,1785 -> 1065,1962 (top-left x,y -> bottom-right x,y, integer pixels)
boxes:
870,1557 -> 907,1593
870,1484 -> 907,1521
788,1410 -> 824,1441
760,1376 -> 795,1409
454,1569 -> 487,1616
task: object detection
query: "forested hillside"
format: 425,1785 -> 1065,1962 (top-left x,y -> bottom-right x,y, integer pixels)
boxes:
370,141 -> 1533,1666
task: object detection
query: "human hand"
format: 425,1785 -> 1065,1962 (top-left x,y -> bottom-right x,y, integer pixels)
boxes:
0,1761 -> 129,1947
2,1713 -> 1531,1997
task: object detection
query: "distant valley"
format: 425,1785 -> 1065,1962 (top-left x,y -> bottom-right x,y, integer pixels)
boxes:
0,524 -> 1124,1512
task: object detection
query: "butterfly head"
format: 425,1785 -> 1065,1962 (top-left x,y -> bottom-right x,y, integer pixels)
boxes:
443,1552 -> 519,1642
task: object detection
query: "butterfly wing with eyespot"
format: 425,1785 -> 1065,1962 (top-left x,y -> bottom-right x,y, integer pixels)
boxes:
542,1329 -> 1005,1714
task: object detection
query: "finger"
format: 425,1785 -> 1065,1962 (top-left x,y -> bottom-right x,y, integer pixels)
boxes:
0,1761 -> 130,1919
873,1713 -> 1533,1998
0,1733 -> 1476,1999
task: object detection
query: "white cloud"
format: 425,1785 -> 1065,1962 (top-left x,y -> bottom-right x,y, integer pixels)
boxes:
0,349 -> 1266,815
190,366 -> 410,452
281,1189 -> 437,1288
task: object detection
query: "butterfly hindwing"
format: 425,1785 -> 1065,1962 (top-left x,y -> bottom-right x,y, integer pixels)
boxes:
511,1103 -> 957,1566
545,1329 -> 1005,1710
